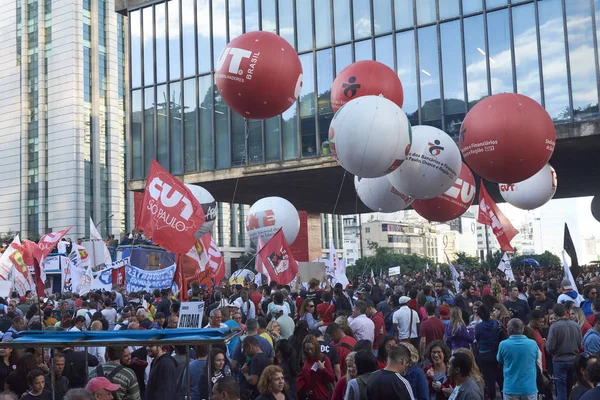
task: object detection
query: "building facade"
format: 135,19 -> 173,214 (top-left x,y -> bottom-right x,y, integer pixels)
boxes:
0,0 -> 128,239
362,220 -> 438,260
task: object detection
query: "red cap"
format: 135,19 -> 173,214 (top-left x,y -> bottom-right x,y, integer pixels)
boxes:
86,377 -> 120,393
439,305 -> 450,319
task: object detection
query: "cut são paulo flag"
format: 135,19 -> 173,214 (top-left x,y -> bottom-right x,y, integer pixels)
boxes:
477,180 -> 518,252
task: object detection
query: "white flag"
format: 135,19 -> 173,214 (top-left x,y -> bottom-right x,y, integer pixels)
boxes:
90,218 -> 103,241
334,258 -> 350,287
255,237 -> 269,285
79,265 -> 94,295
426,262 -> 430,271
497,252 -> 515,282
562,250 -> 580,295
444,252 -> 460,293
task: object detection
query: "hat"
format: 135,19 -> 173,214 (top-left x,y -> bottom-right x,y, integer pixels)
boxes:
270,305 -> 284,314
399,296 -> 411,305
19,296 -> 26,303
561,279 -> 573,290
155,312 -> 166,319
86,377 -> 120,393
439,305 -> 450,319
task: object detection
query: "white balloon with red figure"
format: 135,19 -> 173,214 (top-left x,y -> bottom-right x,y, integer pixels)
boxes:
246,197 -> 300,245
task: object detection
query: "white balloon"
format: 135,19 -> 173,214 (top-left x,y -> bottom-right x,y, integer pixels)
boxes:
354,176 -> 413,213
246,197 -> 300,245
185,184 -> 217,239
499,164 -> 557,210
387,125 -> 461,199
329,95 -> 412,178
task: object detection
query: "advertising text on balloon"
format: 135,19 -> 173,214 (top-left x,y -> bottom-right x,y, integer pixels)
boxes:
216,47 -> 252,75
246,210 -> 276,230
445,178 -> 475,203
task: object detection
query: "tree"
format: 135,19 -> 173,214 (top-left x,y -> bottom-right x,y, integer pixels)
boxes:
511,251 -> 561,269
349,247 -> 433,277
454,252 -> 481,269
236,251 -> 257,271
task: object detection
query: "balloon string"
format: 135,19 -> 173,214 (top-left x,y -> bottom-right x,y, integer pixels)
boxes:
231,119 -> 250,206
332,170 -> 347,215
231,177 -> 240,206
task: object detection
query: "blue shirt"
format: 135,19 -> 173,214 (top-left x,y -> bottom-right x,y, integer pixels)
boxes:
583,328 -> 600,354
497,334 -> 538,395
224,319 -> 241,354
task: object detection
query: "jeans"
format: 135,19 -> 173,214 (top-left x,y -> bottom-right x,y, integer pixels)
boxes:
503,394 -> 537,400
553,360 -> 575,400
478,351 -> 502,400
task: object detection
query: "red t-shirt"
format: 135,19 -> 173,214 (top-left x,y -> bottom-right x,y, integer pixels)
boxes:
371,311 -> 386,348
316,303 -> 335,326
587,313 -> 596,326
532,328 -> 546,371
333,335 -> 357,375
582,322 -> 592,337
297,356 -> 335,400
419,316 -> 445,347
250,292 -> 262,312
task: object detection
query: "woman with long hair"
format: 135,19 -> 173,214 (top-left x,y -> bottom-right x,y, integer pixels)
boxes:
469,301 -> 483,326
0,346 -> 17,391
198,348 -> 232,400
492,303 -> 511,333
288,321 -> 310,371
571,353 -> 597,400
474,304 -> 505,400
492,282 -> 505,304
266,320 -> 282,344
375,336 -> 396,369
570,307 -> 593,336
316,291 -> 335,327
299,300 -> 322,330
423,341 -> 452,400
397,343 -> 429,400
454,348 -> 485,394
445,307 -> 474,351
332,352 -> 356,400
344,351 -> 379,400
417,292 -> 428,321
5,353 -> 38,394
296,335 -> 335,400
274,340 -> 298,400
256,365 -> 293,400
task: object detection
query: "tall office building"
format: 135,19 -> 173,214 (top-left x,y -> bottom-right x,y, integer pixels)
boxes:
0,0 -> 127,239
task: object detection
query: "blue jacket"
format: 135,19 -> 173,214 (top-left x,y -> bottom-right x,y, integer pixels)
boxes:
581,300 -> 593,317
497,335 -> 538,395
583,328 -> 600,354
475,319 -> 505,354
404,364 -> 429,400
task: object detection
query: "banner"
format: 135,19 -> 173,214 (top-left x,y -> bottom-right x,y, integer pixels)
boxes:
257,229 -> 298,285
445,252 -> 461,293
38,227 -> 72,261
178,302 -> 206,329
69,244 -> 91,271
184,233 -> 226,285
497,252 -> 515,282
126,264 -> 176,293
138,160 -> 206,255
119,246 -> 176,271
562,250 -> 580,295
61,263 -> 85,294
389,266 -> 401,276
90,258 -> 130,291
477,181 -> 518,252
79,266 -> 94,295
564,223 -> 580,279
0,236 -> 22,281
112,265 -> 126,287
41,255 -> 68,274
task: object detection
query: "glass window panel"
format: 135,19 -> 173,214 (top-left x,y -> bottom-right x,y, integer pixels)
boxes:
441,21 -> 466,137
196,0 -> 211,74
353,0 -> 372,39
168,0 -> 181,80
169,82 -> 183,175
439,0 -> 459,20
132,90 -> 143,178
143,7 -> 154,86
334,0 -> 352,43
354,39 -> 372,61
282,105 -> 299,160
248,120 -> 263,164
182,0 -> 195,76
265,117 -> 281,161
215,86 -> 230,169
213,0 -> 227,70
464,15 -> 488,108
198,76 -> 214,170
396,30 -> 418,124
512,3 -> 541,104
144,87 -> 155,173
245,0 -> 259,32
487,9 -> 513,94
279,0 -> 295,47
375,35 -> 394,70
335,44 -> 352,75
566,0 -> 598,121
157,84 -> 168,165
395,0 -> 414,30
417,0 -> 436,25
462,0 -> 482,14
131,11 -> 141,88
229,0 -> 243,39
297,0 -> 313,52
262,0 -> 277,33
299,53 -> 316,157
486,0 -> 507,9
315,0 -> 332,47
317,49 -> 333,149
184,78 -> 198,172
231,114 -> 245,166
373,0 -> 392,34
155,4 -> 167,83
418,26 -> 441,127
538,0 -> 569,121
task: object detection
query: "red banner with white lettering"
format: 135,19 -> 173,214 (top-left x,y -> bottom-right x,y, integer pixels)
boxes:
477,180 -> 518,252
184,233 -> 226,286
257,228 -> 299,285
112,266 -> 126,287
38,227 -> 72,261
138,160 -> 206,255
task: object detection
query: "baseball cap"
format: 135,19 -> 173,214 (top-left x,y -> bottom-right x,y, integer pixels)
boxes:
439,305 -> 450,319
86,377 -> 120,393
399,296 -> 411,305
270,305 -> 284,314
561,279 -> 573,290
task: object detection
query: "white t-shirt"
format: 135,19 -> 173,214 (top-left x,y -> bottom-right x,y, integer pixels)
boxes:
557,292 -> 584,307
101,308 -> 118,329
57,241 -> 68,254
392,306 -> 419,340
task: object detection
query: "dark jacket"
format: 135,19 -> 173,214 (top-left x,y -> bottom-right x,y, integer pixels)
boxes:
545,318 -> 582,362
63,349 -> 100,388
45,374 -> 70,400
453,377 -> 484,400
404,364 -> 429,400
146,353 -> 178,400
475,319 -> 505,354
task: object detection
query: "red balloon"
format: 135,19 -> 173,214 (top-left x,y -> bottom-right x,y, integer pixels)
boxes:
331,60 -> 404,112
459,93 -> 556,183
412,162 -> 476,222
215,31 -> 303,119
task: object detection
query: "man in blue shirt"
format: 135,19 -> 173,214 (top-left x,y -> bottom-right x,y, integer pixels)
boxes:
583,314 -> 600,354
497,318 -> 539,400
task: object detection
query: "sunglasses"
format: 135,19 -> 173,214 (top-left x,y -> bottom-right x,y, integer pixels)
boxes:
308,305 -> 315,308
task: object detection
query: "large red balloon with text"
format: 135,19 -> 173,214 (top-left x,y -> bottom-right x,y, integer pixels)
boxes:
412,162 -> 476,222
331,60 -> 404,112
459,93 -> 556,183
215,31 -> 303,119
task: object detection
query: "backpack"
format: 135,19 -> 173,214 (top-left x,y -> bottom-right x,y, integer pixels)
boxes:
95,364 -> 124,384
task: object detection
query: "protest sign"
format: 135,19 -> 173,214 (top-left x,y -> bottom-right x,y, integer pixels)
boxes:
298,262 -> 326,283
389,266 -> 401,276
178,301 -> 206,329
126,264 -> 176,293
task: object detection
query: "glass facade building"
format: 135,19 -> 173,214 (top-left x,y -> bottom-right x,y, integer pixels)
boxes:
127,0 -> 600,179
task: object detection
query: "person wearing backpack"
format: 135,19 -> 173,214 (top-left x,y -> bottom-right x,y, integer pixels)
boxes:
88,346 -> 141,400
325,323 -> 356,376
344,351 -> 378,400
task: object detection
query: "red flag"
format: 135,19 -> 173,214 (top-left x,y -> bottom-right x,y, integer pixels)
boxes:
138,160 -> 206,255
199,233 -> 225,284
257,229 -> 299,285
21,240 -> 41,266
38,227 -> 72,261
478,180 -> 518,251
112,266 -> 126,287
31,258 -> 45,298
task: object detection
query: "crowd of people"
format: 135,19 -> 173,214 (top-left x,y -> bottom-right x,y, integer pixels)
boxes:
0,265 -> 598,400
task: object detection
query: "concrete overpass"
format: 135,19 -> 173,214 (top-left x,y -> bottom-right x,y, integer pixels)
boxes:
128,120 -> 600,214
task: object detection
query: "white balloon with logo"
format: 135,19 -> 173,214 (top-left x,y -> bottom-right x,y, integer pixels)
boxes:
387,125 -> 461,199
329,95 -> 412,178
354,176 -> 413,213
185,184 -> 217,239
246,197 -> 300,245
499,163 -> 557,210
